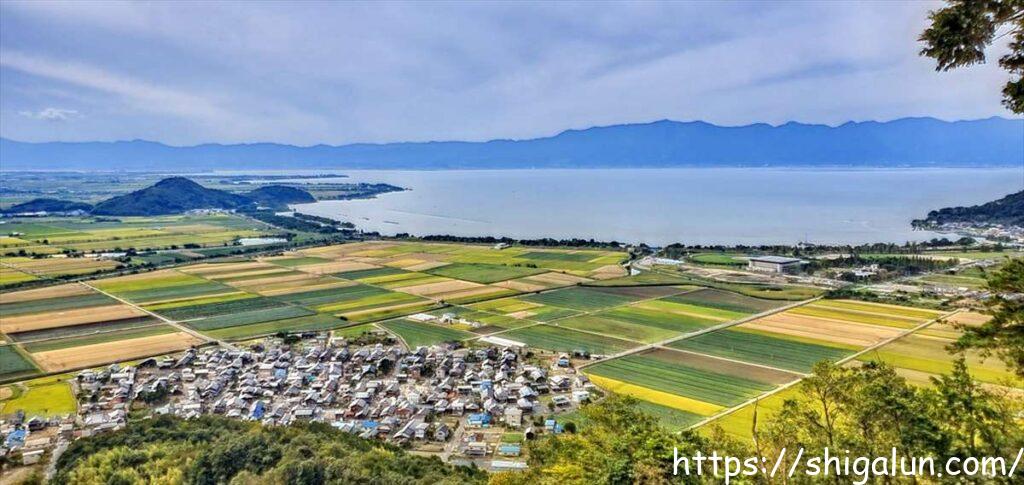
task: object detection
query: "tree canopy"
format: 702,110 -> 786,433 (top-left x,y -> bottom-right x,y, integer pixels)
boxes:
920,0 -> 1024,113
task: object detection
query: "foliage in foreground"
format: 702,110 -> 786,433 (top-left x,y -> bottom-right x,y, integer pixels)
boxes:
498,359 -> 1023,485
955,257 -> 1024,377
53,416 -> 485,485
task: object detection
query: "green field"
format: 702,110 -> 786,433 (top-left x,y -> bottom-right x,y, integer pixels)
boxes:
634,400 -> 707,431
380,319 -> 474,347
856,334 -> 1018,385
7,316 -> 162,343
334,267 -> 408,280
668,328 -> 853,373
689,253 -> 747,267
205,314 -> 348,340
276,284 -> 389,309
425,263 -> 547,284
0,375 -> 77,416
668,289 -> 783,314
0,346 -> 39,381
558,315 -> 678,343
521,287 -> 640,311
585,352 -> 777,407
186,306 -> 315,331
0,292 -> 115,318
153,295 -> 285,320
267,256 -> 333,267
502,325 -> 638,355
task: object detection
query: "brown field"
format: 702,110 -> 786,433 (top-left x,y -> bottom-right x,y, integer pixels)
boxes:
2,305 -> 146,333
209,267 -> 294,280
947,311 -> 990,327
528,272 -> 592,286
507,310 -> 537,319
31,332 -> 204,372
382,258 -> 424,269
7,257 -> 118,275
494,279 -> 548,292
95,269 -> 180,284
0,283 -> 92,304
739,313 -> 904,348
395,279 -> 481,298
227,272 -> 320,289
299,242 -> 393,258
295,261 -> 379,274
589,265 -> 628,279
431,285 -> 509,302
255,278 -> 355,296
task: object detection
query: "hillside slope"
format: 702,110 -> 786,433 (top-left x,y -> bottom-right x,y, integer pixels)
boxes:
91,177 -> 251,216
914,190 -> 1024,227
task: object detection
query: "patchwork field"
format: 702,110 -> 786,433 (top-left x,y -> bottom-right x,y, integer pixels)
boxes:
585,349 -> 797,416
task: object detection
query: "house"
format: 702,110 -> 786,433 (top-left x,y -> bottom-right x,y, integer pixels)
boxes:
497,443 -> 522,457
747,256 -> 804,274
504,408 -> 522,428
468,413 -> 491,427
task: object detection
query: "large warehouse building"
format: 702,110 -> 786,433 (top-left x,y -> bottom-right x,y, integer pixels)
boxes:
747,256 -> 805,274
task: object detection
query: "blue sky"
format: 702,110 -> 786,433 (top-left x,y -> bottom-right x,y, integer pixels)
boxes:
0,1 -> 1013,145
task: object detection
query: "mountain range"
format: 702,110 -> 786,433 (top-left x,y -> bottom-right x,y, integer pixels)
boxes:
1,117 -> 1020,171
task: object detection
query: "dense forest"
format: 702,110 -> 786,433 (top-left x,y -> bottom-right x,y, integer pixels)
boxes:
49,416 -> 486,484
913,190 -> 1024,227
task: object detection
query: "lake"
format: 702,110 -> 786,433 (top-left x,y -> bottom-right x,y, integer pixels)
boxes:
291,168 -> 1024,246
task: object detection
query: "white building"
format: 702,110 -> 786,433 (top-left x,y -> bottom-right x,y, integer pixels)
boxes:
747,256 -> 804,274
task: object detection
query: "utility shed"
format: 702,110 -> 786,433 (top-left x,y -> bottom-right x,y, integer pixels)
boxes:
747,256 -> 804,274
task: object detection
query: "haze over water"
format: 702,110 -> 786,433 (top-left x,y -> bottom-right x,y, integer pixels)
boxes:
292,168 -> 1024,246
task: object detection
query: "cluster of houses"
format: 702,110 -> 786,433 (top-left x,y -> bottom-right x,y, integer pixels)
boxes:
2,335 -> 596,470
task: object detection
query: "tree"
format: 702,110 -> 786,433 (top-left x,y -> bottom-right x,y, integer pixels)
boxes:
920,0 -> 1024,113
952,257 -> 1024,376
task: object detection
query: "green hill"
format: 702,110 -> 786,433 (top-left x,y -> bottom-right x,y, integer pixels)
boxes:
914,190 -> 1024,227
89,178 -> 315,216
2,198 -> 93,214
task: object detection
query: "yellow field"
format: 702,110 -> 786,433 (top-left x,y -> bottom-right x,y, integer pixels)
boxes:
586,373 -> 724,416
740,313 -> 904,348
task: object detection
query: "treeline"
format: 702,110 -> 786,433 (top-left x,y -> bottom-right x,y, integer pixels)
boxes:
807,255 -> 959,280
242,210 -> 354,235
53,415 -> 486,484
660,238 -> 988,260
405,234 -> 634,249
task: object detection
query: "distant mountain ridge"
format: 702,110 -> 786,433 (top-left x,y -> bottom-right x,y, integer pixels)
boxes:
914,190 -> 1024,227
1,117 -> 1020,170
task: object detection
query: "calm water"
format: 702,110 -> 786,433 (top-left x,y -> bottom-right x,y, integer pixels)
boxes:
291,168 -> 1024,246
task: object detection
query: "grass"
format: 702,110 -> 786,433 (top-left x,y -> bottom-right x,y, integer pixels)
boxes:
521,287 -> 640,311
690,253 -> 747,267
380,319 -> 474,347
0,375 -> 77,416
585,352 -> 775,407
668,328 -> 853,373
425,263 -> 547,284
502,324 -> 639,355
0,346 -> 40,381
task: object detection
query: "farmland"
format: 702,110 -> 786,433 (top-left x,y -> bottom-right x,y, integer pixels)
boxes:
380,319 -> 474,347
0,346 -> 39,381
502,325 -> 639,355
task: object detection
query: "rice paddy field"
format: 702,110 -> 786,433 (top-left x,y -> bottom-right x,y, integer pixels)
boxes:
1,214 -> 276,256
578,296 -> 991,437
0,374 -> 77,417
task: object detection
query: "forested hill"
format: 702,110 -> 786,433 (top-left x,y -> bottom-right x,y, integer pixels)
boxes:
53,415 -> 486,484
88,177 -> 316,216
1,116 -> 1020,170
914,190 -> 1024,227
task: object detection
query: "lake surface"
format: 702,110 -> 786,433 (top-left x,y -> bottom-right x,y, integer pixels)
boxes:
291,168 -> 1024,246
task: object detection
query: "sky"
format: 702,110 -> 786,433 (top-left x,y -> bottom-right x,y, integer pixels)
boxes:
0,0 -> 1015,146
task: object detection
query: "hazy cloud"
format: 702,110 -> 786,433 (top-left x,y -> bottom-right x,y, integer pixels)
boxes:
18,107 -> 80,121
0,1 -> 1015,145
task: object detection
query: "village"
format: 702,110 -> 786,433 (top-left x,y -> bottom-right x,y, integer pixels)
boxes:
1,328 -> 597,473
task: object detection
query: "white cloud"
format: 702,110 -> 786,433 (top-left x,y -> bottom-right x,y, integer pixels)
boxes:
18,107 -> 80,121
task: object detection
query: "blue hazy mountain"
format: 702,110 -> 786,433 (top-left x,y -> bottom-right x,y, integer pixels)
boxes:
1,117 -> 1020,170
